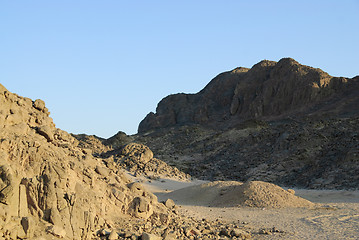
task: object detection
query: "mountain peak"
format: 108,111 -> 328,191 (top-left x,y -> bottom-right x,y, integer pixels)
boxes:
138,58 -> 357,133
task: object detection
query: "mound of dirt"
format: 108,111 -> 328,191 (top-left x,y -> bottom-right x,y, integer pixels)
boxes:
214,181 -> 314,208
165,180 -> 314,208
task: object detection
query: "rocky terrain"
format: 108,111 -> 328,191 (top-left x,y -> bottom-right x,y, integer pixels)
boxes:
1,57 -> 358,239
0,83 -> 259,239
133,58 -> 358,190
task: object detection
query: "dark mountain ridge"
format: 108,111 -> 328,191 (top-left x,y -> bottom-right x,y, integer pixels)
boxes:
139,58 -> 358,133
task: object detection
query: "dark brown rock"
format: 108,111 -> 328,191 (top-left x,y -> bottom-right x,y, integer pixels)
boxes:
138,58 -> 358,133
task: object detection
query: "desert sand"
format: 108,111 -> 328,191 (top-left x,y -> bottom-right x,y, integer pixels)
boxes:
129,173 -> 359,240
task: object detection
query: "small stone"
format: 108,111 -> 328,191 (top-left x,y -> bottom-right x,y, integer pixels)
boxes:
108,230 -> 119,240
219,228 -> 231,237
164,199 -> 175,209
259,228 -> 272,235
231,228 -> 251,238
95,165 -> 110,176
142,232 -> 162,240
47,225 -> 66,238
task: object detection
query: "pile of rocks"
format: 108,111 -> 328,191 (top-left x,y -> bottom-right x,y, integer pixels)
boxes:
112,143 -> 190,181
0,84 -> 188,239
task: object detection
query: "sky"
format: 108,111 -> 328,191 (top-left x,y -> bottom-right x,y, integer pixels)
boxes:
1,1 -> 358,138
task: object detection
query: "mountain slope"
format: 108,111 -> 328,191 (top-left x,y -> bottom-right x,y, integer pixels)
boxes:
135,58 -> 359,189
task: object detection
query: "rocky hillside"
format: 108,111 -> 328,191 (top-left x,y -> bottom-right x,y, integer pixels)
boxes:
0,84 -> 239,239
139,58 -> 358,133
135,58 -> 359,190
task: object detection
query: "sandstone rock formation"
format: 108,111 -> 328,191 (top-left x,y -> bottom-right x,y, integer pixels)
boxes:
0,84 -> 198,239
1,83 -> 247,239
138,58 -> 358,133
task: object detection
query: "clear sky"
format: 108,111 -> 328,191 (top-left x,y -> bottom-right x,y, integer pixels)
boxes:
1,1 -> 358,138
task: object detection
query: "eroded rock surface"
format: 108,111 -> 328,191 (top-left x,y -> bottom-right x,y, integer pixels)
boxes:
0,83 -> 251,239
139,58 -> 358,133
0,84 -> 189,239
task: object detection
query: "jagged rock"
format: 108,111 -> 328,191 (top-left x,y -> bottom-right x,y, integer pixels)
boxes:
129,196 -> 153,219
36,125 -> 54,142
0,83 -> 196,240
108,142 -> 190,180
0,165 -> 15,205
33,99 -> 46,111
120,143 -> 153,164
138,58 -> 358,133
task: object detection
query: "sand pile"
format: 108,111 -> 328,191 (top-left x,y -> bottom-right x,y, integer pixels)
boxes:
214,181 -> 314,208
165,180 -> 314,208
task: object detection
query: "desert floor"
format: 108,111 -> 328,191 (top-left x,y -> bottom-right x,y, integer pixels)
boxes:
128,173 -> 359,239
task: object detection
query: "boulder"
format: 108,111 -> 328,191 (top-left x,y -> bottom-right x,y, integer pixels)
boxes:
33,99 -> 46,111
36,125 -> 54,142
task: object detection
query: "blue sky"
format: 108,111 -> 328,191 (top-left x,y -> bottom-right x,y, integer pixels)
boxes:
1,1 -> 358,138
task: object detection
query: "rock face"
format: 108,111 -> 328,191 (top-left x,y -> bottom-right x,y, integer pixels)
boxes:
138,58 -> 358,133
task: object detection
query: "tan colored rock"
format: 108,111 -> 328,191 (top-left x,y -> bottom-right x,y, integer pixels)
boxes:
33,99 -> 45,111
129,197 -> 153,219
231,228 -> 251,239
142,232 -> 162,240
18,184 -> 28,217
108,230 -> 119,240
36,125 -> 54,142
120,143 -> 153,164
0,165 -> 15,205
47,225 -> 67,238
287,189 -> 295,194
164,199 -> 175,209
95,165 -> 110,176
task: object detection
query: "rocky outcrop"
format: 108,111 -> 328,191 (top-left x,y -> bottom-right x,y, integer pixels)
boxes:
110,143 -> 190,180
138,58 -> 358,133
0,83 -> 190,239
73,133 -> 191,181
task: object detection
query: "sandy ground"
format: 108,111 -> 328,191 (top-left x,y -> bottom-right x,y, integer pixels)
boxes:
127,173 -> 359,239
